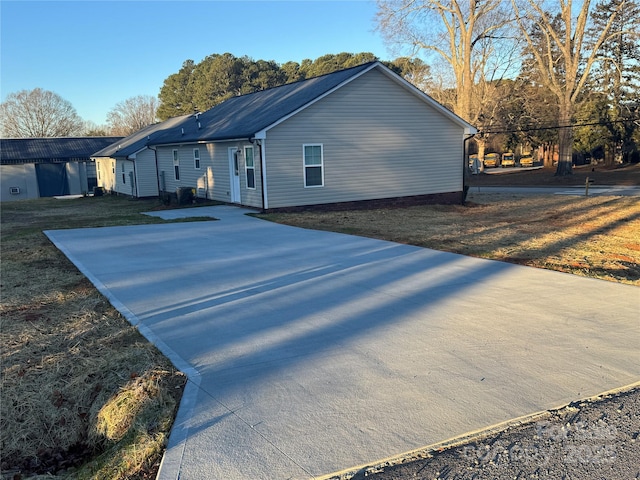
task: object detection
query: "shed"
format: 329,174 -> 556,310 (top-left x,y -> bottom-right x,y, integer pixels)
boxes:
1,137 -> 123,202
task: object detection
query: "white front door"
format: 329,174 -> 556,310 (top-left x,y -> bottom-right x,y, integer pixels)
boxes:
228,148 -> 241,203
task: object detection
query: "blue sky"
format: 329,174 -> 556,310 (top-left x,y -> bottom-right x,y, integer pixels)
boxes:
1,0 -> 390,125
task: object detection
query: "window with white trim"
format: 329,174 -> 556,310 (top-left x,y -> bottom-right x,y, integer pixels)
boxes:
121,162 -> 126,184
245,146 -> 255,189
193,148 -> 200,169
173,149 -> 180,180
303,144 -> 323,187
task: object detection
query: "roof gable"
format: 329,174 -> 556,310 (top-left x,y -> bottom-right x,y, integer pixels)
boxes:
0,137 -> 124,164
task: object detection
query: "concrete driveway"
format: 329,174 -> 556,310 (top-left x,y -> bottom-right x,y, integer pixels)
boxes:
45,206 -> 640,479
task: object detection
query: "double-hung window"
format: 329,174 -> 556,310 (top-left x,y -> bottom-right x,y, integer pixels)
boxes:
245,146 -> 255,189
121,163 -> 126,184
173,149 -> 180,180
303,144 -> 323,187
193,148 -> 200,169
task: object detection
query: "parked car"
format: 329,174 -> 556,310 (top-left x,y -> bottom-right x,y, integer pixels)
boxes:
501,152 -> 515,167
484,153 -> 499,167
519,154 -> 534,167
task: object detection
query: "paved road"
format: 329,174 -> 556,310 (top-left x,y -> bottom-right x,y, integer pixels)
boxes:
45,206 -> 640,479
467,185 -> 640,196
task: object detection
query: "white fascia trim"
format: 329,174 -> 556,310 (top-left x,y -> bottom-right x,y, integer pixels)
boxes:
129,144 -> 154,159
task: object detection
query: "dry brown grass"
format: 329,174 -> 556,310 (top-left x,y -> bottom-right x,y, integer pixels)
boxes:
260,193 -> 640,285
1,196 -> 192,479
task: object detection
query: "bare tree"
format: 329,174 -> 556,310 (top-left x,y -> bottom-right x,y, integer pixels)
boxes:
0,88 -> 84,138
376,0 -> 517,158
106,95 -> 158,136
82,120 -> 111,136
511,0 -> 623,175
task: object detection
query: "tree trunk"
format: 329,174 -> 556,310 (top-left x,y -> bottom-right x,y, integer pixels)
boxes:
542,144 -> 554,168
475,138 -> 487,162
555,102 -> 574,175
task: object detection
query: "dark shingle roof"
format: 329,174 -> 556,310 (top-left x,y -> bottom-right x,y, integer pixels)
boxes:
0,137 -> 124,164
151,62 -> 378,145
90,61 -> 475,157
91,115 -> 191,158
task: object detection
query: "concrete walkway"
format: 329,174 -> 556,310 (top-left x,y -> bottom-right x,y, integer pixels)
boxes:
45,206 -> 640,479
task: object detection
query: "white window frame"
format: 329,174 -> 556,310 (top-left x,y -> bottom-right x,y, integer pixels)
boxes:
303,144 -> 324,188
244,146 -> 256,190
121,162 -> 126,184
193,148 -> 200,170
173,149 -> 180,181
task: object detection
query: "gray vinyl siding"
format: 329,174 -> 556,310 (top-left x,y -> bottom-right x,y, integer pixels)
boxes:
264,68 -> 464,209
115,159 -> 135,196
156,142 -> 262,207
133,149 -> 159,197
157,145 -> 214,197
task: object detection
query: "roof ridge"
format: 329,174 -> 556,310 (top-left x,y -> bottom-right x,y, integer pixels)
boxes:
218,60 -> 379,103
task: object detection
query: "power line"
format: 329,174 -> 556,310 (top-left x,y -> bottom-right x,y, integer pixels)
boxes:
479,117 -> 640,135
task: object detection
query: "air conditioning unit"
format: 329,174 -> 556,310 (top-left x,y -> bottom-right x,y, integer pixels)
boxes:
9,187 -> 20,195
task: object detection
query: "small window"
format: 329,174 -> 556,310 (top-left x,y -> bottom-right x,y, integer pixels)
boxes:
194,148 -> 200,169
173,149 -> 180,181
303,144 -> 323,187
245,146 -> 255,189
121,163 -> 126,184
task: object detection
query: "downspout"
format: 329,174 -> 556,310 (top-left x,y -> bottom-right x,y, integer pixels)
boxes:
148,145 -> 161,198
132,158 -> 138,197
463,133 -> 476,205
259,139 -> 268,212
250,135 -> 268,212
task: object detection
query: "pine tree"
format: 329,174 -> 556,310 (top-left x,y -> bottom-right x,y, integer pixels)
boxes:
589,0 -> 640,163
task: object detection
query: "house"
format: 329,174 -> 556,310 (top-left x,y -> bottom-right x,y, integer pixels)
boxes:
0,137 -> 123,202
91,116 -> 190,197
96,61 -> 476,210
